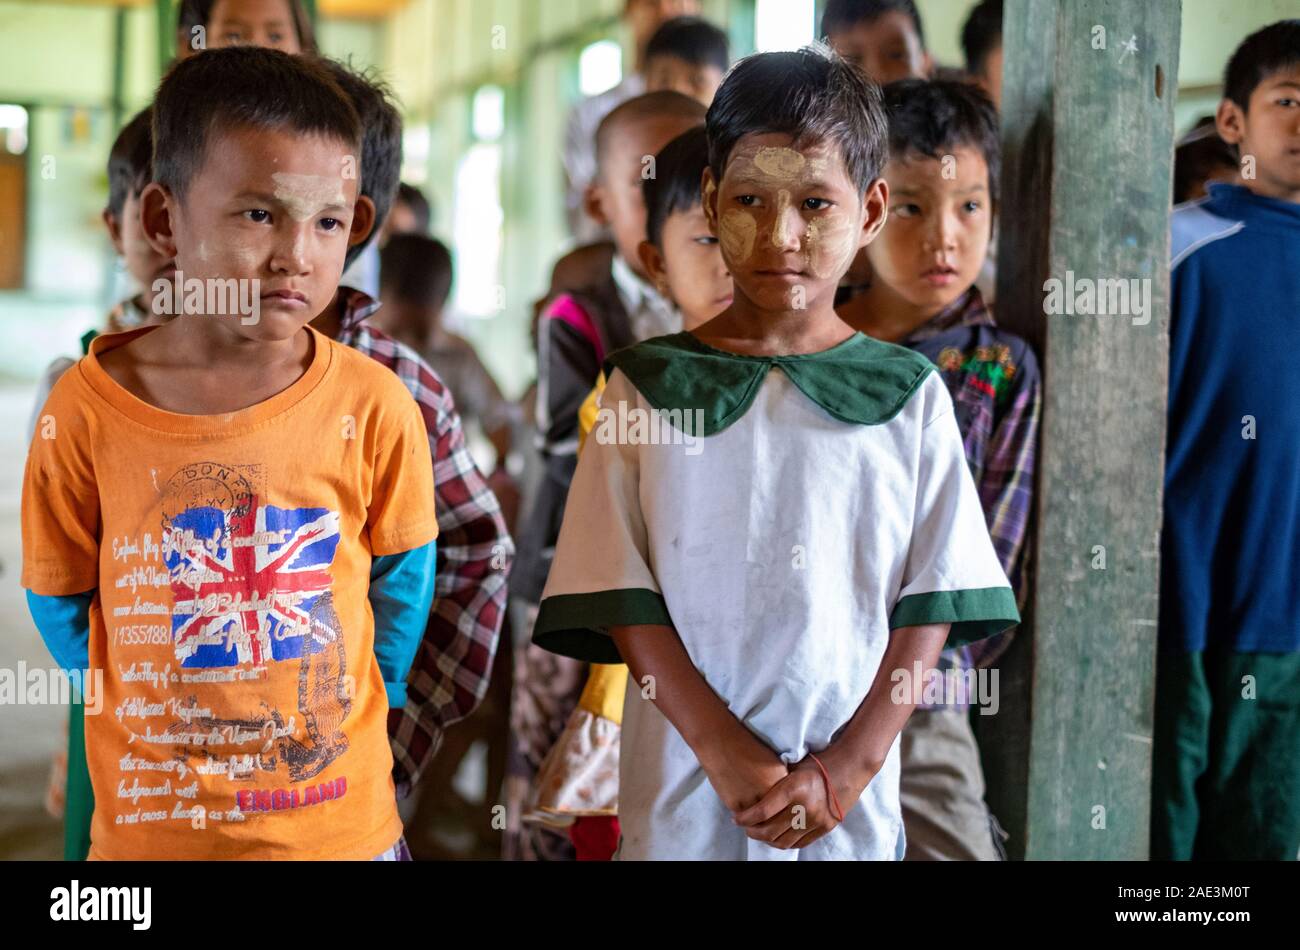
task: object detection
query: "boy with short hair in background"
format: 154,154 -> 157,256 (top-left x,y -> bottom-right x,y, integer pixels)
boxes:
529,125 -> 730,860
643,16 -> 730,107
838,78 -> 1040,860
821,0 -> 932,85
564,0 -> 703,240
507,90 -> 706,860
309,56 -> 513,849
1157,20 -> 1300,861
960,0 -> 1004,112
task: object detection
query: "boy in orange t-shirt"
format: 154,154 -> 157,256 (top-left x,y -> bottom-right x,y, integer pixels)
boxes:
21,47 -> 437,860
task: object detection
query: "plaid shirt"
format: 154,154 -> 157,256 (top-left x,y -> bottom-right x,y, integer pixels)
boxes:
904,287 -> 1041,708
334,289 -> 514,794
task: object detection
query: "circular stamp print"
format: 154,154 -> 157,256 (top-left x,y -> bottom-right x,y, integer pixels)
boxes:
161,461 -> 254,523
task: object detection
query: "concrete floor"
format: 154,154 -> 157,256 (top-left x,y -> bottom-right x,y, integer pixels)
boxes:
0,380 -> 63,859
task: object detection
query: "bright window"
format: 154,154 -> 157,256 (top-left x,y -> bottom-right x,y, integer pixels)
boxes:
452,143 -> 503,318
472,85 -> 505,142
579,39 -> 622,96
755,0 -> 815,52
0,103 -> 28,154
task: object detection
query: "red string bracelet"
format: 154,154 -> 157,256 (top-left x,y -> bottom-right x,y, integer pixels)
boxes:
808,753 -> 845,824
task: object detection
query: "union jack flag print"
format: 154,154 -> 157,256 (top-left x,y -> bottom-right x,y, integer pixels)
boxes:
163,496 -> 342,668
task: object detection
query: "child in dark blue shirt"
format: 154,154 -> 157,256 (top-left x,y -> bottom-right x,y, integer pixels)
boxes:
1157,20 -> 1300,861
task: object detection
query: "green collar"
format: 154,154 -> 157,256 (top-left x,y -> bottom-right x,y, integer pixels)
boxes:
603,331 -> 933,437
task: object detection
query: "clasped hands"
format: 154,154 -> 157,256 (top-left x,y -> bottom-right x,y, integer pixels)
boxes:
698,731 -> 873,851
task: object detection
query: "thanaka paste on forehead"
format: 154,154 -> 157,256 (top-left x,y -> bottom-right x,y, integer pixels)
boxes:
271,172 -> 345,222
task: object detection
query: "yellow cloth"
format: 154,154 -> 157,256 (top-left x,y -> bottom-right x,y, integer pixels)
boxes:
528,369 -> 627,818
579,661 -> 629,725
577,371 -> 606,452
575,370 -> 627,724
22,326 -> 438,860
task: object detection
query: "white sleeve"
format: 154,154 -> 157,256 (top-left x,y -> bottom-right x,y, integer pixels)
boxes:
533,370 -> 670,662
890,378 -> 1020,646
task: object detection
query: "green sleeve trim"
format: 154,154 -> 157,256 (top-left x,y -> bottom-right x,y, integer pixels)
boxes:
889,586 -> 1021,647
533,588 -> 672,663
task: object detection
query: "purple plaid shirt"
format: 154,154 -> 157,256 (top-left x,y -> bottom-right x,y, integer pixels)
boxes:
904,287 -> 1041,709
334,289 -> 514,793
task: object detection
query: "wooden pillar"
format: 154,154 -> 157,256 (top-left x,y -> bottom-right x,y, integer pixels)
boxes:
976,0 -> 1180,860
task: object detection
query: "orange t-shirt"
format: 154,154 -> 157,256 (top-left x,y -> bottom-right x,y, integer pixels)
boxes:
21,326 -> 438,860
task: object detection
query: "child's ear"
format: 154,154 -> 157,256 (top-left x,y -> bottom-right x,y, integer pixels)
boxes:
637,239 -> 669,295
102,209 -> 124,255
138,183 -> 178,260
1215,97 -> 1246,147
349,195 -> 376,248
584,181 -> 609,227
701,167 -> 719,234
859,177 -> 889,248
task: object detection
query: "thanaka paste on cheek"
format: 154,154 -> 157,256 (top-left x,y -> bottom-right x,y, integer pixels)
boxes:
271,172 -> 345,222
804,212 -> 860,279
719,209 -> 757,264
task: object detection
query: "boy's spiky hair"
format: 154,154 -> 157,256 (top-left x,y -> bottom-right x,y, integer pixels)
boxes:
820,0 -> 926,50
645,16 -> 731,74
644,124 -> 709,247
317,57 -> 403,272
152,46 -> 360,202
706,44 -> 888,194
881,78 -> 1000,201
1224,19 -> 1300,111
106,107 -> 153,218
960,0 -> 1003,76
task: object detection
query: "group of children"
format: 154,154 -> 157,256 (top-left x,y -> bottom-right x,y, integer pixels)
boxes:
18,0 -> 1300,862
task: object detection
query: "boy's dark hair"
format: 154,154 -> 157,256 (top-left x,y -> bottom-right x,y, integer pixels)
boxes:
1173,116 -> 1238,204
106,107 -> 153,218
177,0 -> 318,54
396,183 -> 432,234
152,46 -> 361,202
706,45 -> 888,194
1223,19 -> 1300,110
881,79 -> 1000,202
960,0 -> 1003,76
317,57 -> 403,271
644,125 -> 708,247
820,0 -> 926,50
645,16 -> 730,74
595,91 -> 708,180
380,233 -> 453,310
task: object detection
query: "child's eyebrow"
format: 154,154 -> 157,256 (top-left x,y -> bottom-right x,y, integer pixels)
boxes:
1266,79 -> 1300,91
232,191 -> 350,213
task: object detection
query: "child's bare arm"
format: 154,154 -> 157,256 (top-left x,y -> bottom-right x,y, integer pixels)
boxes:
611,623 -> 788,812
734,622 -> 950,849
